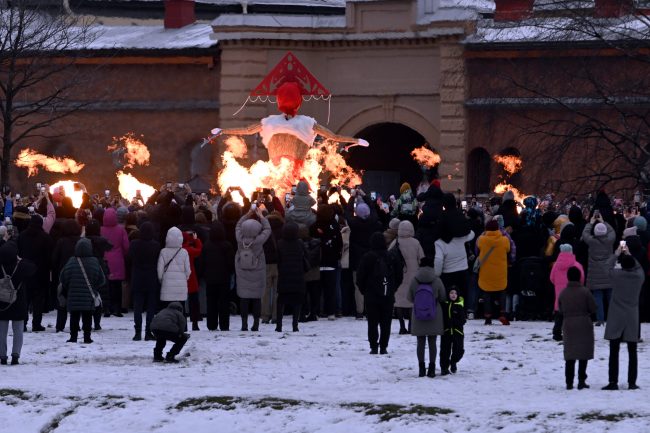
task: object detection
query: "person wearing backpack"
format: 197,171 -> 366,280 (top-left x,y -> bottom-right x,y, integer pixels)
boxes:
235,207 -> 272,331
158,227 -> 191,308
357,232 -> 402,354
388,220 -> 424,334
440,287 -> 465,375
407,257 -> 447,377
0,242 -> 36,365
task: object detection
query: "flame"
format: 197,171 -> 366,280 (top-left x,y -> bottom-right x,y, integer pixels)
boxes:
108,133 -> 151,169
493,154 -> 522,176
49,180 -> 86,208
224,136 -> 248,159
494,181 -> 526,206
16,149 -> 85,177
116,171 -> 156,203
217,140 -> 362,205
411,146 -> 441,168
328,189 -> 351,205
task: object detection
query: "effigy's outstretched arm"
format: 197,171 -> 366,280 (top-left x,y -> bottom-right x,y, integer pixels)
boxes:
314,124 -> 369,151
202,123 -> 262,148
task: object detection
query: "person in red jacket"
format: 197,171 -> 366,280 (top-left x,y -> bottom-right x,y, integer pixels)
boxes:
182,231 -> 203,331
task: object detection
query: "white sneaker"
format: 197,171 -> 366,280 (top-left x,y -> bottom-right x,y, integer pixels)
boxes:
327,315 -> 336,321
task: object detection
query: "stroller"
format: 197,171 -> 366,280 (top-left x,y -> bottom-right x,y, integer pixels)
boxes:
515,257 -> 547,321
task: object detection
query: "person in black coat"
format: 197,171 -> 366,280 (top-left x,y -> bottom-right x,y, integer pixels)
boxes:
128,222 -> 161,340
356,232 -> 403,354
275,222 -> 307,332
416,179 -> 444,258
345,195 -> 382,319
51,219 -> 82,332
0,241 -> 37,365
311,205 -> 343,319
17,215 -> 53,332
85,219 -> 112,330
199,221 -> 235,331
438,193 -> 471,244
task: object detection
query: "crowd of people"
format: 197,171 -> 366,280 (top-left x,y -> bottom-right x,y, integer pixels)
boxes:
0,179 -> 645,389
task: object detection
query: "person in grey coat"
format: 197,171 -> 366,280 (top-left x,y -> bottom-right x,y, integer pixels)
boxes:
407,257 -> 446,378
559,267 -> 597,390
150,302 -> 189,363
581,217 -> 615,325
235,208 -> 272,331
602,251 -> 644,390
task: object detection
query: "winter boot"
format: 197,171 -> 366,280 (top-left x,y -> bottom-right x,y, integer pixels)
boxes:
601,383 -> 619,390
0,357 -> 6,365
577,382 -> 590,390
369,347 -> 378,355
380,347 -> 388,355
450,362 -> 457,374
10,356 -> 19,365
133,330 -> 142,341
484,318 -> 492,325
427,363 -> 436,378
144,330 -> 155,341
165,353 -> 179,363
192,322 -> 199,331
67,333 -> 78,343
629,384 -> 640,390
83,331 -> 93,344
441,369 -> 450,376
153,349 -> 164,363
32,325 -> 45,332
418,362 -> 426,377
251,318 -> 260,332
292,323 -> 299,332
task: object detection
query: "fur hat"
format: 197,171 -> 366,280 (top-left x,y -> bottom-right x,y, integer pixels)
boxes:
623,226 -> 637,239
559,244 -> 573,253
400,183 -> 412,194
502,190 -> 515,202
594,223 -> 607,237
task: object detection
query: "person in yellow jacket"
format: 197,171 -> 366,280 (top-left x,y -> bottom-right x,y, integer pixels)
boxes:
476,220 -> 511,325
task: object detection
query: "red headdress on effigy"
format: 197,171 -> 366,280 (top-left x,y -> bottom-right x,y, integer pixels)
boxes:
233,52 -> 332,122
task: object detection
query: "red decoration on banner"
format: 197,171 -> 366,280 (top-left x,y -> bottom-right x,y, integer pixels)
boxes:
250,52 -> 330,97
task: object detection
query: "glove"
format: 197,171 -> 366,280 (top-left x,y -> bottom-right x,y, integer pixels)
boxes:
357,138 -> 369,147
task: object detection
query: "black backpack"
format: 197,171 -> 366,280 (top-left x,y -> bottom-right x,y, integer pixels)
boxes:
387,240 -> 405,287
371,254 -> 397,298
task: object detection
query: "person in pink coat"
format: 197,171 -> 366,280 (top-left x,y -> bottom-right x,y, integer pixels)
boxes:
550,244 -> 585,340
100,208 -> 130,317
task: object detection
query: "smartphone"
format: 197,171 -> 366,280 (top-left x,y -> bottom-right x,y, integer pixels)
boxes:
15,193 -> 20,199
166,182 -> 172,190
285,193 -> 291,203
620,240 -> 627,248
179,183 -> 185,188
370,192 -> 377,201
35,182 -> 41,189
105,189 -> 110,197
461,200 -> 468,210
594,209 -> 601,218
251,203 -> 257,211
41,187 -> 46,193
28,206 -> 34,214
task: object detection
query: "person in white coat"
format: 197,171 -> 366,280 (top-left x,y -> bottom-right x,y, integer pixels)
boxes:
158,227 -> 191,308
434,230 -> 475,301
389,220 -> 425,334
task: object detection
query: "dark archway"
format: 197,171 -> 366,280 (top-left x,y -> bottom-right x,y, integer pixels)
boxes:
346,123 -> 426,199
467,147 -> 491,195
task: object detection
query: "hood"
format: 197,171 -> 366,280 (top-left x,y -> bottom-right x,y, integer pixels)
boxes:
74,238 -> 93,257
569,206 -> 584,226
389,218 -> 401,230
241,218 -> 263,238
165,227 -> 183,248
634,216 -> 647,233
559,223 -> 577,241
116,206 -> 129,224
296,180 -> 310,196
370,232 -> 387,251
103,208 -> 118,227
282,221 -> 300,241
397,220 -> 415,238
86,219 -> 101,237
209,221 -> 226,243
555,251 -> 577,267
139,222 -> 155,241
222,202 -> 242,223
400,182 -> 412,195
62,219 -> 82,237
181,205 -> 196,225
182,232 -> 195,244
442,193 -> 457,211
168,301 -> 184,312
414,266 -> 437,283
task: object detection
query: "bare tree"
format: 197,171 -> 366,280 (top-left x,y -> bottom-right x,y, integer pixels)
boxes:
0,0 -> 96,187
470,1 -> 650,196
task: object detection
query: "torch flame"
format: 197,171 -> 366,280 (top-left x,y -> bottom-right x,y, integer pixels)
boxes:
493,154 -> 522,176
108,133 -> 151,169
328,189 -> 352,205
494,181 -> 526,208
49,180 -> 86,208
116,171 -> 156,203
411,146 -> 441,168
224,136 -> 248,159
16,149 -> 85,177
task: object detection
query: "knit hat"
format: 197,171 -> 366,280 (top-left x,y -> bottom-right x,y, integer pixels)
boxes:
485,220 -> 499,231
356,203 -> 370,219
502,190 -> 515,202
400,183 -> 411,194
389,218 -> 401,230
634,216 -> 647,232
559,244 -> 573,253
594,223 -> 607,237
116,206 -> 129,224
623,226 -> 637,239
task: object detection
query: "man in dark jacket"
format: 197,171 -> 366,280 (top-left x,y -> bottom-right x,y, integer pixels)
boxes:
128,222 -> 161,340
416,179 -> 444,258
150,302 -> 189,363
276,222 -> 307,332
17,215 -> 53,332
312,205 -> 343,320
345,194 -> 382,319
200,221 -> 235,331
356,232 -> 402,354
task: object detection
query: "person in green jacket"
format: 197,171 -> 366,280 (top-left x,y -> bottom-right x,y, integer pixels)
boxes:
440,287 -> 465,375
59,238 -> 105,344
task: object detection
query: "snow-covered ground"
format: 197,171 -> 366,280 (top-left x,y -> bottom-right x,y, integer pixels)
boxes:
1,315 -> 649,433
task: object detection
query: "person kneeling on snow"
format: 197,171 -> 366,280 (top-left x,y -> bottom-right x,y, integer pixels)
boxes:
440,287 -> 465,376
150,302 -> 189,363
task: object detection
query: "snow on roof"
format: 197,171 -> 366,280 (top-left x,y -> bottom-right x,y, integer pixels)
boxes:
81,22 -> 218,50
417,0 -> 495,25
211,13 -> 345,29
200,0 -> 345,6
467,16 -> 650,45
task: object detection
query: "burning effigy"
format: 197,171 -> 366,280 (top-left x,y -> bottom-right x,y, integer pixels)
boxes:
206,52 -> 367,198
493,153 -> 526,206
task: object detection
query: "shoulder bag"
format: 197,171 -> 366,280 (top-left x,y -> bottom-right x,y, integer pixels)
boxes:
472,246 -> 496,274
77,257 -> 102,308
